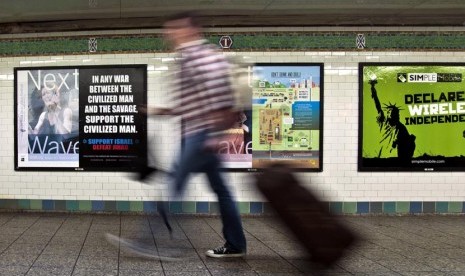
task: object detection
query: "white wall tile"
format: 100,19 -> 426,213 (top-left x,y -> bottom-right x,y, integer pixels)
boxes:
1,29 -> 465,203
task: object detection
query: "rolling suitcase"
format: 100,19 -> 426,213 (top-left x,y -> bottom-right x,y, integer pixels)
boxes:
255,163 -> 358,266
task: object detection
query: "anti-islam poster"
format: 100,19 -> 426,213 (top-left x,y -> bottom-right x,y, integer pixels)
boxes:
359,63 -> 465,171
15,65 -> 147,171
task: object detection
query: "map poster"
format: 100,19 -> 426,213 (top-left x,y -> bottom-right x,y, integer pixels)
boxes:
251,63 -> 323,171
359,63 -> 465,171
14,65 -> 147,171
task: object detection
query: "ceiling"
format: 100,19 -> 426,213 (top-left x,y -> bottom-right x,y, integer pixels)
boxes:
2,0 -> 465,34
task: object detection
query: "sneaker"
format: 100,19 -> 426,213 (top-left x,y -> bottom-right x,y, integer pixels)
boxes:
205,245 -> 245,258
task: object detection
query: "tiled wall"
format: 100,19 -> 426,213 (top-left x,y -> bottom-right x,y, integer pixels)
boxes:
1,27 -> 465,214
1,199 -> 465,215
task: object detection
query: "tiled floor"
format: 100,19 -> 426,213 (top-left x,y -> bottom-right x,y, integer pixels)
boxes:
0,212 -> 464,275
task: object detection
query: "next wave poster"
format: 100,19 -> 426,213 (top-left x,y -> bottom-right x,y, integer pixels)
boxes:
359,63 -> 465,171
15,65 -> 147,171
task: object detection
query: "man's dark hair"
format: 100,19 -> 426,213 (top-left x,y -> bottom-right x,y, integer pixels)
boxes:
166,11 -> 202,28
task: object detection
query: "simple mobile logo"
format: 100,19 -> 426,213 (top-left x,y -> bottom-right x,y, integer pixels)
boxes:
397,72 -> 462,83
408,73 -> 437,83
397,73 -> 407,82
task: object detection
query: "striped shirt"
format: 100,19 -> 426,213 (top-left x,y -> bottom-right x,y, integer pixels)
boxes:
171,39 -> 234,137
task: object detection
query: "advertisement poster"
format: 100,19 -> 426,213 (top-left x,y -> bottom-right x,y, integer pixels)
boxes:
247,63 -> 323,171
15,65 -> 147,171
359,63 -> 465,171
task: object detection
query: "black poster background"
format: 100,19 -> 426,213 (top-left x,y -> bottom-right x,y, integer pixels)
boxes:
78,66 -> 147,170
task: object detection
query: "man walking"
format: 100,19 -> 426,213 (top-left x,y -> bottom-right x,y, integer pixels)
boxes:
146,12 -> 247,258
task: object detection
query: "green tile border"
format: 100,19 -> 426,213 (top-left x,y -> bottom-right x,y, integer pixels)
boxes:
130,201 -> 144,212
0,200 -> 464,214
238,202 -> 250,214
343,202 -> 357,214
18,199 -> 30,209
436,201 -> 449,213
396,202 -> 410,213
78,200 -> 92,211
30,200 -> 42,210
209,202 -> 220,214
169,201 -> 182,213
448,202 -> 462,213
116,201 -> 130,212
4,31 -> 465,57
330,202 -> 343,214
383,202 -> 396,214
66,200 -> 79,211
182,201 -> 196,213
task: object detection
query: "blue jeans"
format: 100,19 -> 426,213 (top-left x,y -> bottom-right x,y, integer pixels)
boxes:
173,131 -> 246,252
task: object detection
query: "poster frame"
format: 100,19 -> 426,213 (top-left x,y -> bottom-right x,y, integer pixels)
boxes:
14,64 -> 147,172
214,62 -> 325,172
358,62 -> 465,172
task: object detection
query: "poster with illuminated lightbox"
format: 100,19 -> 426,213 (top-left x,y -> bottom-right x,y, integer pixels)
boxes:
359,63 -> 465,171
14,65 -> 147,171
247,63 -> 323,171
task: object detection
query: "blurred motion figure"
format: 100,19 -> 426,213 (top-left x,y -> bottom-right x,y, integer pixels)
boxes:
144,11 -> 247,258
